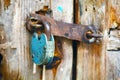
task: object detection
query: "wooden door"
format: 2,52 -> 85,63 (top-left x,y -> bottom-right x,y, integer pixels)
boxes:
0,0 -> 120,80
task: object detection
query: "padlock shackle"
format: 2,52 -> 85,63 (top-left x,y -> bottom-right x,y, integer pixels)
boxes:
42,21 -> 51,40
26,13 -> 51,40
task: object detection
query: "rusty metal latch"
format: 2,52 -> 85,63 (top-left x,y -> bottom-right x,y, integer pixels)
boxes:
26,13 -> 102,43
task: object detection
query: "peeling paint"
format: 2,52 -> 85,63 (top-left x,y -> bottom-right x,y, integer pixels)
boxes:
57,6 -> 63,13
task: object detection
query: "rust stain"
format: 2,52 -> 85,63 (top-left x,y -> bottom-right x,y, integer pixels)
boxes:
0,50 -> 10,80
110,7 -> 116,24
94,43 -> 102,80
109,6 -> 120,28
4,0 -> 10,9
0,24 -> 6,44
52,38 -> 63,78
74,0 -> 80,24
77,42 -> 103,80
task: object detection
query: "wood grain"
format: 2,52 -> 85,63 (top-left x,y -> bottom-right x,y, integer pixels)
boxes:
45,0 -> 73,80
77,0 -> 106,80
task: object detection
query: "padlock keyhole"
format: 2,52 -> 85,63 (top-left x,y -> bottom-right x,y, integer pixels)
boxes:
38,37 -> 40,40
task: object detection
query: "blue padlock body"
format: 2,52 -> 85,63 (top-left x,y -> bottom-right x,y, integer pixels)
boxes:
30,33 -> 55,65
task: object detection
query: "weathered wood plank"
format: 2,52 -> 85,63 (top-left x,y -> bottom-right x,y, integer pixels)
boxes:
77,0 -> 106,80
0,0 -> 50,80
0,0 -> 73,80
106,0 -> 120,80
45,0 -> 73,80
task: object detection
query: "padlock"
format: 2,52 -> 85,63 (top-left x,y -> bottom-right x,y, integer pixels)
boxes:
30,32 -> 55,65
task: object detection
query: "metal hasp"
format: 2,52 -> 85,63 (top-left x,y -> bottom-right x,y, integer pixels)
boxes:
26,13 -> 102,43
